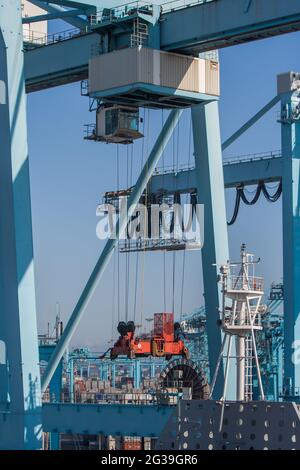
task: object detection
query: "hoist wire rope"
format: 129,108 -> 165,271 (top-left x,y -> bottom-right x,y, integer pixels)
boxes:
124,143 -> 135,323
161,109 -> 167,312
172,116 -> 180,315
116,144 -> 120,322
111,248 -> 117,341
133,109 -> 146,324
125,143 -> 134,322
140,108 -> 150,329
125,145 -> 130,322
180,112 -> 192,320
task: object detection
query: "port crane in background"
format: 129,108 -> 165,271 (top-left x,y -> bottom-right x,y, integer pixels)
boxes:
1,0 -> 300,449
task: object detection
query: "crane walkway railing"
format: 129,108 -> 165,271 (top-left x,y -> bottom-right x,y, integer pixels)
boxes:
90,1 -> 154,26
23,27 -> 87,50
23,0 -> 217,49
153,150 -> 282,176
161,0 -> 216,14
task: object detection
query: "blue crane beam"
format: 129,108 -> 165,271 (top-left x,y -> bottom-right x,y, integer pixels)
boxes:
24,0 -> 300,92
191,101 -> 229,398
42,402 -> 173,437
22,9 -> 86,24
280,91 -> 300,398
0,1 -> 41,449
161,0 -> 300,53
222,96 -> 281,151
27,0 -> 91,29
31,0 -> 101,8
25,32 -> 96,92
149,154 -> 282,194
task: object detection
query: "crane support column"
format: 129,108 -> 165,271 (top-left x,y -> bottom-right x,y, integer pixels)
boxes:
0,1 -> 41,449
191,102 -> 230,398
279,74 -> 300,398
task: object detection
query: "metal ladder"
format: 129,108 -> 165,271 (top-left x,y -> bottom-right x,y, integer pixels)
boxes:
130,18 -> 149,47
244,336 -> 253,401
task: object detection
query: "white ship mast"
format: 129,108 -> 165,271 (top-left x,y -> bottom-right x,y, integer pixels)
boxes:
210,243 -> 265,402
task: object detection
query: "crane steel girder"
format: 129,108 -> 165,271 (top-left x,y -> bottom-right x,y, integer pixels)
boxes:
24,0 -> 300,92
149,154 -> 282,195
161,0 -> 300,53
42,402 -> 173,436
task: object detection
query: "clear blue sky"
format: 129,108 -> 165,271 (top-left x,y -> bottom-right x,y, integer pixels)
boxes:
26,20 -> 300,351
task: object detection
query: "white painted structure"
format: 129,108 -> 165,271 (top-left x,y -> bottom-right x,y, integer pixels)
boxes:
22,1 -> 47,42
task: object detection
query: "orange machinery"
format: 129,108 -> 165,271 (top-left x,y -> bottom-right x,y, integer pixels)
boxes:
108,313 -> 189,360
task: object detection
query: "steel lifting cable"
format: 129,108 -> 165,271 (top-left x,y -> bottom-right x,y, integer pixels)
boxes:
140,108 -> 150,328
126,144 -> 134,321
116,144 -> 120,322
125,145 -> 130,322
133,110 -> 146,324
111,248 -> 117,342
227,179 -> 282,226
180,113 -> 193,320
171,118 -> 177,315
161,109 -> 167,312
172,116 -> 181,315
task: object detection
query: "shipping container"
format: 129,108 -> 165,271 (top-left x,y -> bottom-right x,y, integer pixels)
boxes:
89,47 -> 220,104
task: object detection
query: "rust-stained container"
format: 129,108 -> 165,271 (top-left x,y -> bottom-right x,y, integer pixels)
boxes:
122,437 -> 142,450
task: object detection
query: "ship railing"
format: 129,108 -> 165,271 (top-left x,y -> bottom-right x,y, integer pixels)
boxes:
228,275 -> 264,292
223,313 -> 262,328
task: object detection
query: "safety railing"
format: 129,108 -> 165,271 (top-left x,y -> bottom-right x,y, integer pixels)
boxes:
89,1 -> 154,26
23,27 -> 87,49
161,0 -> 217,14
119,237 -> 201,252
223,149 -> 282,166
153,150 -> 282,177
228,275 -> 264,292
23,0 -> 218,49
83,124 -> 96,139
153,163 -> 195,175
199,50 -> 219,61
223,312 -> 262,328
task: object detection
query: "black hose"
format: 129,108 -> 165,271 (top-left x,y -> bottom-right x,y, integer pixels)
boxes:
240,182 -> 262,205
262,180 -> 282,202
227,187 -> 242,226
227,179 -> 282,225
